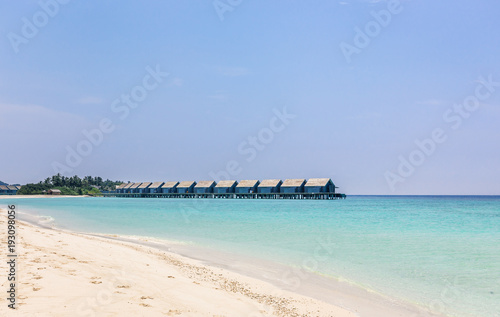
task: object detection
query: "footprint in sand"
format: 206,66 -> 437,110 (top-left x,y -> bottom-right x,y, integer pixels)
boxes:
117,285 -> 130,289
33,287 -> 41,291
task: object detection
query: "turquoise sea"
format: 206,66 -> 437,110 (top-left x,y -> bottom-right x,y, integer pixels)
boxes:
7,196 -> 500,317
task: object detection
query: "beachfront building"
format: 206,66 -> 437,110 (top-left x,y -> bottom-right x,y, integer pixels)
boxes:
236,180 -> 260,194
176,181 -> 196,194
161,181 -> 179,193
137,182 -> 152,194
194,181 -> 216,194
148,182 -> 164,193
257,179 -> 282,193
129,183 -> 142,194
304,178 -> 336,193
47,189 -> 61,195
280,179 -> 306,193
214,180 -> 238,193
123,183 -> 134,193
116,183 -> 127,193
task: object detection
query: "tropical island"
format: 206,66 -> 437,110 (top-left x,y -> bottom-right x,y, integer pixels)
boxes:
11,174 -> 123,196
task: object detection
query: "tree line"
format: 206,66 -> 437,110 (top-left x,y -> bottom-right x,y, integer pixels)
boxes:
17,174 -> 123,196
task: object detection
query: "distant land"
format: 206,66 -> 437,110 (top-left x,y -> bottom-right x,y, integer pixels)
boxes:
16,174 -> 123,196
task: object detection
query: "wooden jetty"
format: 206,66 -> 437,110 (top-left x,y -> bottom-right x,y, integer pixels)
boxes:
103,178 -> 346,200
102,192 -> 346,200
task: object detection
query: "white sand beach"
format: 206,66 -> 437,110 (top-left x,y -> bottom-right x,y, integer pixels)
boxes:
0,208 -> 358,317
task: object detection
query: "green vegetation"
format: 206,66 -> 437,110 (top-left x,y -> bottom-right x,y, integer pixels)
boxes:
17,174 -> 122,196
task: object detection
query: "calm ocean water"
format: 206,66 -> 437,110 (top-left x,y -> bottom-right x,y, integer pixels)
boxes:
7,196 -> 500,317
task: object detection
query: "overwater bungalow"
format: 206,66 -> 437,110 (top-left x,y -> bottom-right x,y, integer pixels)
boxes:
0,185 -> 9,195
123,183 -> 134,193
148,182 -> 165,193
6,185 -> 18,195
215,180 -> 238,193
137,182 -> 152,194
257,179 -> 282,193
161,181 -> 179,193
116,183 -> 127,193
236,180 -> 260,194
194,181 -> 216,194
304,178 -> 336,193
129,183 -> 142,194
177,181 -> 196,194
281,179 -> 306,193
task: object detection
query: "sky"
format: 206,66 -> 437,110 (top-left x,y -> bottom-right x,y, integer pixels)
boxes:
1,0 -> 499,195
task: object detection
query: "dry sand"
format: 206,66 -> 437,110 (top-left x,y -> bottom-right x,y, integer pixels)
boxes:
0,208 -> 357,317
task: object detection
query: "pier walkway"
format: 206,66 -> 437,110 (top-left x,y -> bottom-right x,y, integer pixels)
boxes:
102,192 -> 346,200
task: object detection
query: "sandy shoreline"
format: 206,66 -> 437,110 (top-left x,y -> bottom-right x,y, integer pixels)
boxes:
0,209 -> 357,316
0,197 -> 444,316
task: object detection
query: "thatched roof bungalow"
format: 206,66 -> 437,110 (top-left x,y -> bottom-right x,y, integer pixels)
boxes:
138,182 -> 152,193
177,181 -> 196,194
0,185 -> 9,194
281,179 -> 306,193
236,180 -> 260,194
129,182 -> 142,193
123,183 -> 134,193
148,182 -> 165,193
215,180 -> 238,193
194,181 -> 216,194
161,181 -> 179,193
304,178 -> 336,193
257,179 -> 282,193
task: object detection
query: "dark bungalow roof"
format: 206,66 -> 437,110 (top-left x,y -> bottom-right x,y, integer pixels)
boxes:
161,181 -> 179,188
259,179 -> 282,187
215,180 -> 238,188
195,181 -> 216,188
281,179 -> 306,187
305,178 -> 333,187
177,181 -> 196,188
237,180 -> 260,187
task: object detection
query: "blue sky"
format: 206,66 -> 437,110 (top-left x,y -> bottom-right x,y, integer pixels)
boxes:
1,0 -> 499,194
